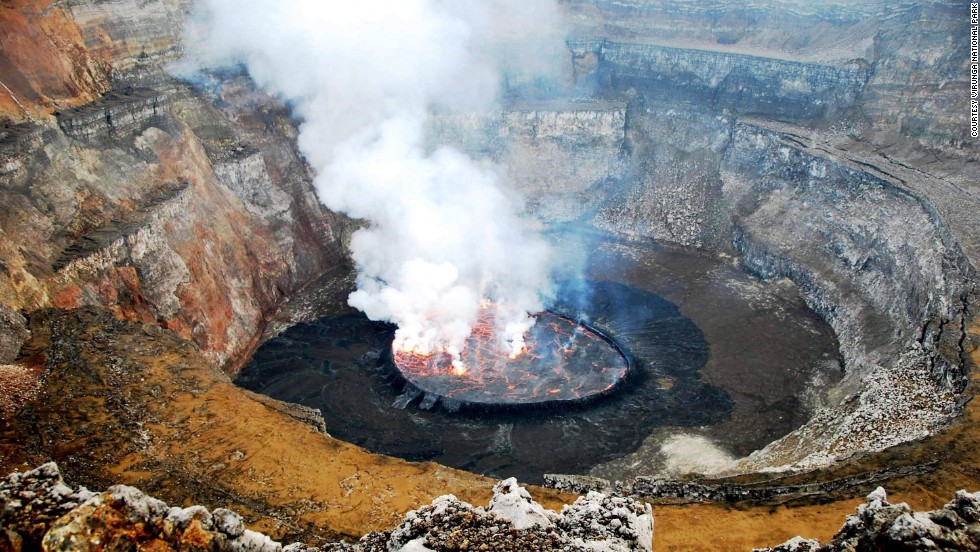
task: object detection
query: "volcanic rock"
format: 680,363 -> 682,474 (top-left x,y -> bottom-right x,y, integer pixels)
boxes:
356,480 -> 652,552
0,305 -> 28,364
1,463 -> 279,552
0,73 -> 352,371
0,0 -> 977,549
1,464 -> 653,552
757,487 -> 980,551
429,0 -> 977,473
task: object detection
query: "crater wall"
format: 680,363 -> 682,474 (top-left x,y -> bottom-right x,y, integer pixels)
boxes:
0,75 -> 351,370
0,0 -> 975,472
427,0 -> 976,468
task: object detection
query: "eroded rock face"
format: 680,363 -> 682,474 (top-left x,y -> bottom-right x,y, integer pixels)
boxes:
426,0 -> 977,473
431,97 -> 973,472
1,466 -> 653,552
757,487 -> 980,551
0,0 -> 975,499
0,0 -> 358,372
0,75 -> 352,370
0,2 -> 111,122
570,39 -> 867,122
563,0 -> 974,152
0,305 -> 29,363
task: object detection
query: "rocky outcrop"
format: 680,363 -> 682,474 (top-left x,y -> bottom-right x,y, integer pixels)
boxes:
55,86 -> 170,141
1,465 -> 653,552
757,487 -> 980,551
1,463 -> 283,552
0,305 -> 29,363
570,39 -> 867,122
0,72 -> 351,370
344,479 -> 653,552
0,0 -> 357,371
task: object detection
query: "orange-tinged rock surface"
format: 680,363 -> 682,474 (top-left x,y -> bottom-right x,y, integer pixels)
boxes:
0,2 -> 976,550
0,72 -> 350,371
2,308 -> 977,550
0,308 -> 522,544
0,0 -> 111,122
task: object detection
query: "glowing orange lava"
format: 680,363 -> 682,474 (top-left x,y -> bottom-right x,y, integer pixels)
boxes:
392,304 -> 629,406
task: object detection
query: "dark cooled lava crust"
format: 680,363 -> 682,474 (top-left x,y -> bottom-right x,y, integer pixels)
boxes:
390,311 -> 631,410
237,279 -> 737,482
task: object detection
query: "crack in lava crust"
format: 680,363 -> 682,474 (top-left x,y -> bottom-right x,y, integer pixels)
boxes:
392,309 -> 630,406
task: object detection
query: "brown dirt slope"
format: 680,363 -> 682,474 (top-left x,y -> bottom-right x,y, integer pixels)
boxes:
2,307 -> 978,550
0,307 -> 534,545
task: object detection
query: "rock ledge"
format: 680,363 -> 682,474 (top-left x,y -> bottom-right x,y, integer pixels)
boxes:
1,464 -> 653,552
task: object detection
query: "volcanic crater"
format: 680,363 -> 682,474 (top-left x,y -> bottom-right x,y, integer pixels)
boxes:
236,241 -> 844,483
0,1 -> 976,549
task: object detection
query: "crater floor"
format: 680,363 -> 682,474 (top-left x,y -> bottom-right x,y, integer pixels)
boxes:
237,237 -> 843,483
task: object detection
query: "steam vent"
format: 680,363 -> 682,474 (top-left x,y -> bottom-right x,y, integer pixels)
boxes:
392,309 -> 629,407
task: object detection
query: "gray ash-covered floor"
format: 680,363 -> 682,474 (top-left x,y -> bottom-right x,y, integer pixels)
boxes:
236,237 -> 842,483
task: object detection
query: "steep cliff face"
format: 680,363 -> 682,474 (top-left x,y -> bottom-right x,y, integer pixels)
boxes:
0,0 -> 351,370
0,1 -> 111,122
64,0 -> 191,78
0,0 -> 975,504
590,102 -> 732,249
569,39 -> 868,123
421,0 -> 977,471
1,83 -> 350,369
572,0 -> 976,470
852,2 -> 971,152
428,103 -> 628,224
563,0 -> 975,153
721,125 -> 972,387
0,0 -> 192,122
430,92 -> 973,470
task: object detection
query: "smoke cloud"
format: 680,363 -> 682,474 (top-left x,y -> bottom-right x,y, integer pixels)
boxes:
180,0 -> 568,362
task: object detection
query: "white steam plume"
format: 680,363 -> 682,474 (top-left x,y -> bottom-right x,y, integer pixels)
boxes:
180,0 -> 567,361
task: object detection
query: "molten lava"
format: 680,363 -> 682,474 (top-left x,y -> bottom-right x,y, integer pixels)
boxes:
392,304 -> 629,406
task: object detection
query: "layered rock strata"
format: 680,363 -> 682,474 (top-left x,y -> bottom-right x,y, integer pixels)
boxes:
0,0 -> 975,540
0,73 -> 351,370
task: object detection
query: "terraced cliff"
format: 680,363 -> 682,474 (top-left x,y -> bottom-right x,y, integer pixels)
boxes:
0,0 -> 355,371
0,0 -> 977,550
